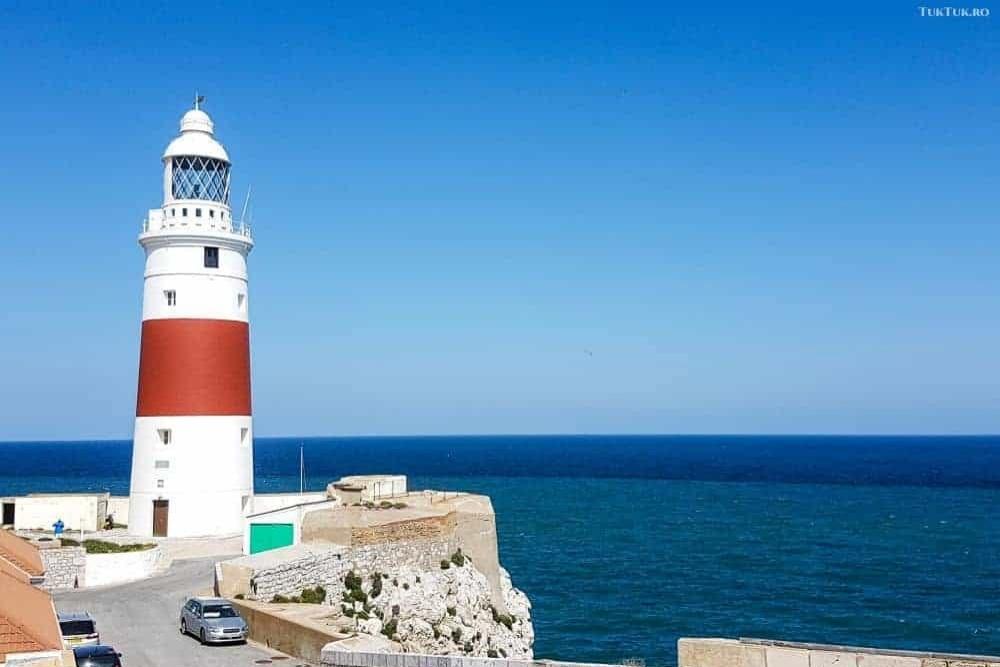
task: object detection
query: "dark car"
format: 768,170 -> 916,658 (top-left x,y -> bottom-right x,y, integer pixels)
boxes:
73,644 -> 123,667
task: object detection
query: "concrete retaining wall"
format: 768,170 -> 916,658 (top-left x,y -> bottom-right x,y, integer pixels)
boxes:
85,547 -> 166,587
38,544 -> 166,590
678,639 -> 1000,667
320,648 -> 613,667
231,599 -> 339,665
319,641 -> 1000,667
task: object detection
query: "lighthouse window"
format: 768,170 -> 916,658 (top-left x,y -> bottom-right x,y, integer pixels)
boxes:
204,247 -> 219,268
154,460 -> 170,469
158,429 -> 171,445
157,479 -> 164,489
171,155 -> 230,204
237,293 -> 246,310
196,208 -> 202,217
164,290 -> 176,306
182,208 -> 188,217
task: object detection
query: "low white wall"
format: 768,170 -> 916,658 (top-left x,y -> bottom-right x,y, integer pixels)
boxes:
84,546 -> 167,588
14,494 -> 108,532
251,493 -> 327,515
107,497 -> 130,525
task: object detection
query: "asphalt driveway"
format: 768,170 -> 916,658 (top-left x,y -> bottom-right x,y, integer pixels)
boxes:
53,558 -> 308,667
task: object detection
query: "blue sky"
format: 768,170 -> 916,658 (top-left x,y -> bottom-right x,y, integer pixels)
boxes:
0,2 -> 998,439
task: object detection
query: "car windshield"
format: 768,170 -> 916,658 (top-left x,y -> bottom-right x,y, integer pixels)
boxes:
60,620 -> 95,635
202,605 -> 238,618
78,655 -> 118,667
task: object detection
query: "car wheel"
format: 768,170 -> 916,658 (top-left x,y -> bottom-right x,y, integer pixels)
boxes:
200,628 -> 206,645
181,619 -> 187,635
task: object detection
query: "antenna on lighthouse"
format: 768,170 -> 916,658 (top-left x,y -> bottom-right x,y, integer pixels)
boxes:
194,92 -> 205,110
239,184 -> 252,224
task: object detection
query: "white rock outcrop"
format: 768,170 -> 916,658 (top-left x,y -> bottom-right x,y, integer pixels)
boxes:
345,561 -> 533,659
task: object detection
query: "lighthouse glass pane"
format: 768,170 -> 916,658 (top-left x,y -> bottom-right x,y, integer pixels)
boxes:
172,156 -> 230,203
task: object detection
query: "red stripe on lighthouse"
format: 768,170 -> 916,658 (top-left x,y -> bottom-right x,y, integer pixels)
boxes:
136,319 -> 251,416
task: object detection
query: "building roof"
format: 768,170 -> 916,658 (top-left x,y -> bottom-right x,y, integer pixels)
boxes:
0,569 -> 63,662
0,529 -> 45,579
163,107 -> 230,162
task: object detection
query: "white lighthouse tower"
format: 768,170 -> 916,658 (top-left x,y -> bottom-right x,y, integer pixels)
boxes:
128,99 -> 254,538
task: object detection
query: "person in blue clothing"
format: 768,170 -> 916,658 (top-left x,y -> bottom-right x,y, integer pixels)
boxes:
52,518 -> 64,537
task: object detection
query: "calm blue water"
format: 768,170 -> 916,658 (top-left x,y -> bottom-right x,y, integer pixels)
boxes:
1,435 -> 999,665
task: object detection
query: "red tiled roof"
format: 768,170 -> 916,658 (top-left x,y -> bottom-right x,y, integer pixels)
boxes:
0,569 -> 62,662
0,529 -> 45,578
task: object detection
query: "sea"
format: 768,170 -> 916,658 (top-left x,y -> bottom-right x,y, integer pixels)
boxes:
1,435 -> 999,665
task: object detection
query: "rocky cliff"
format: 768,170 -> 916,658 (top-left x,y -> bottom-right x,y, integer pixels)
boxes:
342,556 -> 533,659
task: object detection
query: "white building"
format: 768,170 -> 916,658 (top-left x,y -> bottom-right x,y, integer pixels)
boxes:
128,99 -> 255,538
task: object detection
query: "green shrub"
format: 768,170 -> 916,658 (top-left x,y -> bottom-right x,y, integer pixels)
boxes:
447,606 -> 456,616
393,502 -> 407,509
402,582 -> 409,590
342,605 -> 355,617
234,594 -> 245,600
490,606 -> 514,629
299,586 -> 326,604
440,560 -> 451,570
415,575 -> 421,583
487,650 -> 499,658
452,627 -> 462,642
80,540 -> 155,554
272,594 -> 290,603
464,642 -> 473,653
382,618 -> 398,638
499,648 -> 507,657
59,538 -> 80,547
433,626 -> 441,639
344,571 -> 363,590
450,549 -> 466,567
379,500 -> 393,509
370,573 -> 383,598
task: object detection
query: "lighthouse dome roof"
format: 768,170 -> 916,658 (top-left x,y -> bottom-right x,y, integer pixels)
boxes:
162,107 -> 230,163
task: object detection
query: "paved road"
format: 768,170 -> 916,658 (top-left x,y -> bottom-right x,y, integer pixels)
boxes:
53,558 -> 303,667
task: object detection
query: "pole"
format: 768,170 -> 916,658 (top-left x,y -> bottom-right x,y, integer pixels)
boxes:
299,444 -> 304,495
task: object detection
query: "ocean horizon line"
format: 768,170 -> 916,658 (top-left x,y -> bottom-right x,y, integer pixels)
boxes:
3,432 -> 1000,445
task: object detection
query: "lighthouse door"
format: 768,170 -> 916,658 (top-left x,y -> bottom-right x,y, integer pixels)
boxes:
152,500 -> 169,537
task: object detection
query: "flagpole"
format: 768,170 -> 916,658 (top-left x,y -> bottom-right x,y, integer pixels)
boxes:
299,443 -> 304,495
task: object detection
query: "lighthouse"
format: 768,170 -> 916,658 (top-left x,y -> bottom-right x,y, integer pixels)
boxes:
128,99 -> 254,538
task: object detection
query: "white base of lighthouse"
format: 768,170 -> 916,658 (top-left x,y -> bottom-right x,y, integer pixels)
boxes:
128,415 -> 253,538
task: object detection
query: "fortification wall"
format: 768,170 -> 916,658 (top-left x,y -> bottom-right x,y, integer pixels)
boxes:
229,538 -> 452,602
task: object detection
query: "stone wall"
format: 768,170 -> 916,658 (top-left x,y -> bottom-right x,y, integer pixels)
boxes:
38,546 -> 86,590
350,514 -> 454,546
245,538 -> 452,602
678,639 -> 1000,667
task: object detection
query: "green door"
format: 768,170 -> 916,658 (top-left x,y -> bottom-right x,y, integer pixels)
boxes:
249,523 -> 294,554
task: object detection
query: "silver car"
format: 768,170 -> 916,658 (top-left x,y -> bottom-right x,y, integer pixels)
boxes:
179,597 -> 248,644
